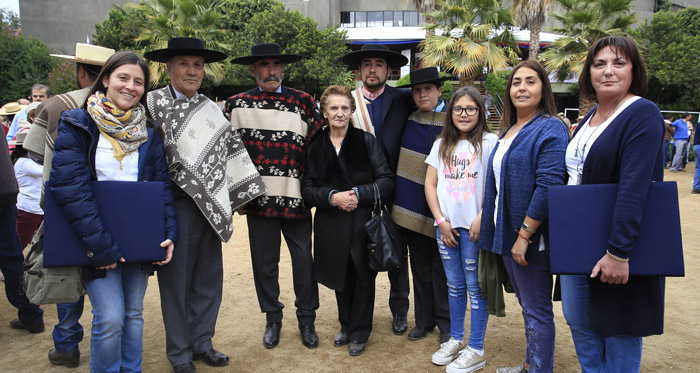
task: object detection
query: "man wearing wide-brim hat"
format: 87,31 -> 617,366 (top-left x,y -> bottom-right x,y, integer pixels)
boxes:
18,42 -> 115,369
392,66 -> 453,344
225,42 -> 322,350
341,43 -> 415,338
145,37 -> 266,373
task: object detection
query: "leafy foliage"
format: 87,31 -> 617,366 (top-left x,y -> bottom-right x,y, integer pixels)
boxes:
395,72 -> 455,102
634,7 -> 700,111
483,69 -> 511,101
0,29 -> 54,104
227,6 -> 352,98
420,0 -> 520,86
47,61 -> 79,95
93,5 -> 147,52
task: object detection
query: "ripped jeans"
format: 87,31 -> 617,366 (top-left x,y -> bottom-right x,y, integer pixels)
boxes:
437,228 -> 488,349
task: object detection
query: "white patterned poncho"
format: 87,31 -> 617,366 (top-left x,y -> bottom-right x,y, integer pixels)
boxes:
147,86 -> 266,242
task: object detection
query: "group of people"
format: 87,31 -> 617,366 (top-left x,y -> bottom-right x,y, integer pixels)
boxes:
1,34 -> 667,373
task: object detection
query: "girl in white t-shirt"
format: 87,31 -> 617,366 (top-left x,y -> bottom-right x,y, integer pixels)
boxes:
425,86 -> 498,373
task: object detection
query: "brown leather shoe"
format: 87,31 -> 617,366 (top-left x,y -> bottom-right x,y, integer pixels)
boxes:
48,348 -> 80,368
10,319 -> 45,334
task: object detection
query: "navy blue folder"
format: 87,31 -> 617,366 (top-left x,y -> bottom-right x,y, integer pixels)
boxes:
548,181 -> 684,276
43,181 -> 166,267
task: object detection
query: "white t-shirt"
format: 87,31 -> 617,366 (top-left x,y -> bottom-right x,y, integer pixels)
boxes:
566,96 -> 640,185
95,134 -> 139,182
14,157 -> 44,215
425,132 -> 498,229
491,135 -> 515,225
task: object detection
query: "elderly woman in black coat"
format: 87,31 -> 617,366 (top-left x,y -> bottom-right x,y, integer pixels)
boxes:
302,85 -> 393,357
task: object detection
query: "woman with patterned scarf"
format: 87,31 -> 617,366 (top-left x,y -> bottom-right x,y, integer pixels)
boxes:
48,51 -> 179,372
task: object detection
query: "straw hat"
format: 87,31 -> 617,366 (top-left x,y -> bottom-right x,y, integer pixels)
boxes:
50,43 -> 115,66
0,102 -> 28,116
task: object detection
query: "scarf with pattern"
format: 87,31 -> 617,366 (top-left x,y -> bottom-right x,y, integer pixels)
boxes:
86,92 -> 148,166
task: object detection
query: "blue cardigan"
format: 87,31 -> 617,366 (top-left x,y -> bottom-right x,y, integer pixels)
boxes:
48,108 -> 178,279
574,97 -> 665,338
479,113 -> 569,258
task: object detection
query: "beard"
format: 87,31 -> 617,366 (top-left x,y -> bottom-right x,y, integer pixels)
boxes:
362,74 -> 387,91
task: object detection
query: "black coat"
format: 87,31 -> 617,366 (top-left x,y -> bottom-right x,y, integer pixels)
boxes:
375,85 -> 415,173
302,126 -> 393,291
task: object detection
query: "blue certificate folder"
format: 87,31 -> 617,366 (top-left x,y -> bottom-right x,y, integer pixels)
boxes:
548,182 -> 684,276
44,181 -> 166,267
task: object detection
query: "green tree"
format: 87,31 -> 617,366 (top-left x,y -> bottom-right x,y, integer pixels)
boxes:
420,0 -> 520,86
511,0 -> 554,60
229,6 -> 352,98
47,61 -> 79,95
539,0 -> 635,114
395,71 -> 455,102
93,4 -> 147,51
0,8 -> 21,32
0,29 -> 54,104
634,7 -> 700,111
135,0 -> 229,84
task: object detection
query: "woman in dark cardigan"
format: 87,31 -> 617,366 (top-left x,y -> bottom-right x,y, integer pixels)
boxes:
301,85 -> 393,357
561,36 -> 665,372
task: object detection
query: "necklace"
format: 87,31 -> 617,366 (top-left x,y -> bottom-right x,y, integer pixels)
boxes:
574,121 -> 602,159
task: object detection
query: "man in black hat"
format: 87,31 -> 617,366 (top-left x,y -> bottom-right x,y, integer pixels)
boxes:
145,37 -> 266,373
341,43 -> 415,336
392,67 -> 451,344
225,43 -> 322,350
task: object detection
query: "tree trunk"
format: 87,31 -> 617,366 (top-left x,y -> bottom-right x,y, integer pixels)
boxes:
460,74 -> 473,87
529,22 -> 541,60
425,15 -> 435,38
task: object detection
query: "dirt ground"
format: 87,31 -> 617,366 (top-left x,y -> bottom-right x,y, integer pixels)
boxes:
1,167 -> 697,372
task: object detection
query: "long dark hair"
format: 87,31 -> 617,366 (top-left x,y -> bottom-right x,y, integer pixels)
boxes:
500,60 -> 558,136
10,145 -> 27,165
83,51 -> 152,119
439,86 -> 491,167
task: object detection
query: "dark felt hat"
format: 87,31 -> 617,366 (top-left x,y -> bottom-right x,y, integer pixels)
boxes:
230,43 -> 302,65
341,44 -> 409,69
144,37 -> 228,63
396,67 -> 452,88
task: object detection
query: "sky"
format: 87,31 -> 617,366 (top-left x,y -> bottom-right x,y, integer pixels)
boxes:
0,0 -> 19,16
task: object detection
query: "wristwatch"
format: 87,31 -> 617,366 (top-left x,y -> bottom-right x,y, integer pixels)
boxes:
521,222 -> 537,234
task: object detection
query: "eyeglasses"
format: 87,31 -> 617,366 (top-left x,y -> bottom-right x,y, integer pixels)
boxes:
452,106 -> 479,116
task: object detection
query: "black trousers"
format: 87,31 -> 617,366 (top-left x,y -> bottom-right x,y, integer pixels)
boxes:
403,228 -> 450,332
157,197 -> 223,367
386,246 -> 410,316
247,214 -> 319,325
336,257 -> 377,343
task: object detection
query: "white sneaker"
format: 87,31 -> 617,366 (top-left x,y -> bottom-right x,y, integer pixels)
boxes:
446,347 -> 486,373
431,337 -> 464,365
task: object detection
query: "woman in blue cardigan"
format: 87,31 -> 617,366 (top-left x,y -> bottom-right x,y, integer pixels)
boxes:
479,60 -> 569,373
48,51 -> 178,372
561,36 -> 665,372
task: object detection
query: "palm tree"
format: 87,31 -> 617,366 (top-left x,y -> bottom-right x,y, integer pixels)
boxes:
420,0 -> 520,86
511,0 -> 554,60
406,0 -> 439,37
539,0 -> 635,114
133,0 -> 229,85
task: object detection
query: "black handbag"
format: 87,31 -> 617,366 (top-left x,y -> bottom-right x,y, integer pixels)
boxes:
363,183 -> 405,272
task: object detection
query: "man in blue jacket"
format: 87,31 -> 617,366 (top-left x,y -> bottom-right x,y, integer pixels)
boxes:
670,112 -> 691,172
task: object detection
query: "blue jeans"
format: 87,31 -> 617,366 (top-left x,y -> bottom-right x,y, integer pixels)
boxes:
693,145 -> 700,191
662,139 -> 670,165
560,275 -> 642,373
53,297 -> 85,354
85,262 -> 148,373
437,228 -> 488,349
503,252 -> 555,373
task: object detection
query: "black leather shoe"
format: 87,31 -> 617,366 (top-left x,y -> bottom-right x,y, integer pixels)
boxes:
333,331 -> 349,347
407,325 -> 435,341
392,313 -> 408,335
10,318 -> 45,334
173,362 -> 196,373
349,341 -> 366,356
299,324 -> 319,349
48,348 -> 80,368
193,348 -> 229,367
439,331 -> 451,344
263,321 -> 282,349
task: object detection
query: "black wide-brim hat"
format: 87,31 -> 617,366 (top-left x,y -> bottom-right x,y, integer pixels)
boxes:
144,37 -> 228,63
231,43 -> 302,65
396,67 -> 452,88
341,44 -> 409,69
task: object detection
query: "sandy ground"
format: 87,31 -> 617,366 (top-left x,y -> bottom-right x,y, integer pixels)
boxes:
1,167 -> 697,372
